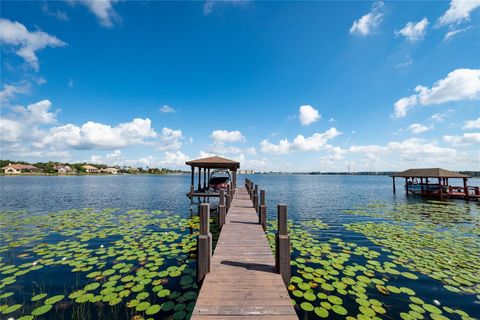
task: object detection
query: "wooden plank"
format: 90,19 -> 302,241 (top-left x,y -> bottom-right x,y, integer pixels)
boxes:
191,187 -> 297,319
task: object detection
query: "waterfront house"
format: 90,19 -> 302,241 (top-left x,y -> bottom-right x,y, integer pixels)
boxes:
54,165 -> 73,174
82,165 -> 98,173
2,163 -> 39,174
100,167 -> 119,174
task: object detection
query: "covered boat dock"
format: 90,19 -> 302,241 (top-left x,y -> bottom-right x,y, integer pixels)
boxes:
185,156 -> 239,198
391,168 -> 479,200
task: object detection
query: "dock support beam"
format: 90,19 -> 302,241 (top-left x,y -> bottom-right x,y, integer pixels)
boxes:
219,189 -> 226,230
392,176 -> 396,194
197,203 -> 212,283
463,178 -> 469,198
260,190 -> 266,231
275,204 -> 291,286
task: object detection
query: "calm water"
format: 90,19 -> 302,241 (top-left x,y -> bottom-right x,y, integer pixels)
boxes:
1,175 -> 479,320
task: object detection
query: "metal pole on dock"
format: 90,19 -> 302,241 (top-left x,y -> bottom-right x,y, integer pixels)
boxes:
197,203 -> 212,283
219,189 -> 226,230
275,204 -> 291,286
260,190 -> 266,231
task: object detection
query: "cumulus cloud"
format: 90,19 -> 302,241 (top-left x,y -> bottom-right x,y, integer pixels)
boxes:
299,105 -> 321,126
159,105 -> 176,113
437,0 -> 480,26
393,68 -> 480,118
160,151 -> 189,167
37,118 -> 157,149
42,3 -> 69,21
408,123 -> 430,134
158,127 -> 183,150
463,117 -> 480,130
0,19 -> 66,70
75,0 -> 120,27
396,18 -> 429,42
444,132 -> 480,144
210,130 -> 245,143
260,128 -> 342,154
349,1 -> 384,36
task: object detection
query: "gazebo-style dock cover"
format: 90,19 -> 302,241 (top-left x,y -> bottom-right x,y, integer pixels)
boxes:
185,156 -> 240,198
391,168 -> 478,200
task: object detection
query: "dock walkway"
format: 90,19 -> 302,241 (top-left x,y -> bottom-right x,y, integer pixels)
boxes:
191,187 -> 297,319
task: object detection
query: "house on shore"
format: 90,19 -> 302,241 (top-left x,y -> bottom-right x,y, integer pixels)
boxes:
54,165 -> 74,174
82,165 -> 98,173
2,163 -> 39,174
100,167 -> 119,174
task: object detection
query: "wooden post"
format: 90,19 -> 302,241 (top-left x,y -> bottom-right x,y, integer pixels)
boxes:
463,178 -> 469,197
250,182 -> 254,200
275,204 -> 290,286
226,183 -> 231,213
420,177 -> 424,194
232,169 -> 237,190
197,168 -> 201,191
197,203 -> 212,283
392,177 -> 396,194
405,178 -> 409,195
426,178 -> 429,193
190,166 -> 194,193
260,190 -> 266,231
219,189 -> 226,230
253,185 -> 259,212
203,168 -> 207,190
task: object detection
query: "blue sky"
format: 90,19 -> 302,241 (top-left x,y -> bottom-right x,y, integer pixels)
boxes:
1,0 -> 479,171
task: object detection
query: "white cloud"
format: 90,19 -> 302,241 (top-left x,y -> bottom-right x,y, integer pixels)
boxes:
38,118 -> 157,149
396,18 -> 429,42
75,0 -> 120,27
106,149 -> 122,160
204,0 -> 248,15
0,19 -> 66,70
210,130 -> 245,143
260,128 -> 342,154
0,118 -> 23,143
160,151 -> 189,167
349,1 -> 384,36
299,105 -> 321,126
463,117 -> 480,130
158,127 -> 183,150
444,132 -> 480,144
393,68 -> 480,118
387,138 -> 457,159
437,0 -> 480,26
0,82 -> 31,103
408,123 -> 430,134
349,145 -> 387,154
444,26 -> 472,40
14,100 -> 59,125
42,3 -> 69,21
159,105 -> 176,113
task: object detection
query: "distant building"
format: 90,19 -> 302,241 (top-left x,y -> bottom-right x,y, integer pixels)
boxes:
238,170 -> 255,175
2,163 -> 39,174
82,165 -> 98,173
100,167 -> 118,174
54,165 -> 74,174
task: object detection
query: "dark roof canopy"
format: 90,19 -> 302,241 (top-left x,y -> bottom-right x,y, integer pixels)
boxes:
185,156 -> 240,169
392,168 -> 470,178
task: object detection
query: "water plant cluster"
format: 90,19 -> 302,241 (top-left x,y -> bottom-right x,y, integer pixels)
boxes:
266,201 -> 479,320
0,208 -> 201,320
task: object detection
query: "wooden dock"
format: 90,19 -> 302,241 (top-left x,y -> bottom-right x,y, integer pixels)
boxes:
191,187 -> 297,319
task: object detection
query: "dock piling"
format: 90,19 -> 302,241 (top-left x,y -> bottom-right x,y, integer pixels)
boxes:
253,185 -> 258,212
219,189 -> 226,230
226,183 -> 231,213
197,203 -> 212,283
275,204 -> 291,286
260,189 -> 266,231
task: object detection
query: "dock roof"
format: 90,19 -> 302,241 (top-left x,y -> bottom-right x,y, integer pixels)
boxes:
185,156 -> 240,169
392,168 -> 470,178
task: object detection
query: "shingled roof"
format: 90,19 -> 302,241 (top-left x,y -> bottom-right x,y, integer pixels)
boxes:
392,168 -> 470,178
185,156 -> 240,169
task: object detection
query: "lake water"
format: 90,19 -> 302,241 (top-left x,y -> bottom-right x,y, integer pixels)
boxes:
1,175 -> 479,320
